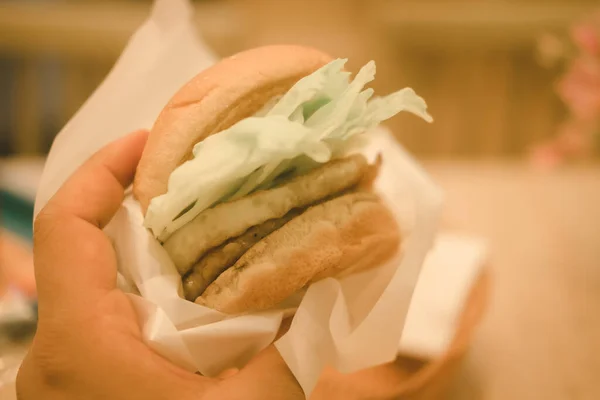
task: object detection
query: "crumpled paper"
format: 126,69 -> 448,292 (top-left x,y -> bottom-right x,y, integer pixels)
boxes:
32,0 -> 443,395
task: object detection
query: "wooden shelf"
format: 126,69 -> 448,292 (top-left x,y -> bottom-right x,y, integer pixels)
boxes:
1,1 -> 597,59
0,1 -> 242,59
370,1 -> 597,49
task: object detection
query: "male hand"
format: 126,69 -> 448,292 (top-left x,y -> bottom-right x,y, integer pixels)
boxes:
16,130 -> 304,400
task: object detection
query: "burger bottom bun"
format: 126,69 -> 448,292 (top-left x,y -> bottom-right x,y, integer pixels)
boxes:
164,154 -> 370,276
195,191 -> 401,314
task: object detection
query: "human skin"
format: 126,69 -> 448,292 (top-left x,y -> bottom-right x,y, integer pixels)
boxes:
15,130 -> 304,400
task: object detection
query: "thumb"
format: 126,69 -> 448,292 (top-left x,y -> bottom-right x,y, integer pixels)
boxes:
33,130 -> 148,314
212,346 -> 305,400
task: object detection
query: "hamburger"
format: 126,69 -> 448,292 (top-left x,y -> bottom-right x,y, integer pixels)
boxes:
133,45 -> 432,314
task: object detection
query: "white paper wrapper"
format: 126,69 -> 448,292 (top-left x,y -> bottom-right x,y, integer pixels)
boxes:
33,0 -> 443,395
399,233 -> 487,359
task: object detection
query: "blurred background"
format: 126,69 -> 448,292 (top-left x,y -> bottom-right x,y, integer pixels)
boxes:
0,0 -> 599,159
1,0 -> 600,399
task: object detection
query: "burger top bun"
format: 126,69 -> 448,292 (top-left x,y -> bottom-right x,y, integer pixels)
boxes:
133,45 -> 333,213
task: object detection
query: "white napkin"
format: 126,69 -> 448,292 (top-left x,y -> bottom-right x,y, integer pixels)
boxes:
31,0 -> 449,395
399,233 -> 487,359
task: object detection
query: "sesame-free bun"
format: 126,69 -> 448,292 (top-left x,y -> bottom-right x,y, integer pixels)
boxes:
133,45 -> 333,213
132,45 -> 403,314
196,192 -> 400,314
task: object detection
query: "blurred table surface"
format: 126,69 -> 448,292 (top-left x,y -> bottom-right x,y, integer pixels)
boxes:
1,160 -> 600,399
422,161 -> 600,400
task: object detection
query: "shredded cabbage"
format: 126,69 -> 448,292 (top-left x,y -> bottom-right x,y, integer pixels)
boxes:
144,59 -> 433,240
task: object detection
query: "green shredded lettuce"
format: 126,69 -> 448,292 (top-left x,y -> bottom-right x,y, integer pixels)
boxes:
144,59 -> 433,240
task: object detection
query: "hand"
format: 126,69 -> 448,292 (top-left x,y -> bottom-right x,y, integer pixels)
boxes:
15,130 -> 304,400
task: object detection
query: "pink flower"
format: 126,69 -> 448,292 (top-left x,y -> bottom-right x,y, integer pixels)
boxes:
530,10 -> 600,168
529,120 -> 596,168
530,142 -> 565,169
571,23 -> 599,56
556,56 -> 600,120
555,120 -> 592,156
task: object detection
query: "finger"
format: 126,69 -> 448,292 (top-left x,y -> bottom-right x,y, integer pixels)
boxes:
44,129 -> 148,228
222,346 -> 304,399
33,130 -> 148,313
217,368 -> 240,379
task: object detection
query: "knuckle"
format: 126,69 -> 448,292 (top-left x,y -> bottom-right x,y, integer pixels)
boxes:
16,351 -> 68,394
25,326 -> 76,389
32,208 -> 61,246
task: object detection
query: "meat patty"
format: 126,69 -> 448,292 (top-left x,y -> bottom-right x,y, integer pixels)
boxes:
164,154 -> 369,275
182,209 -> 301,301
